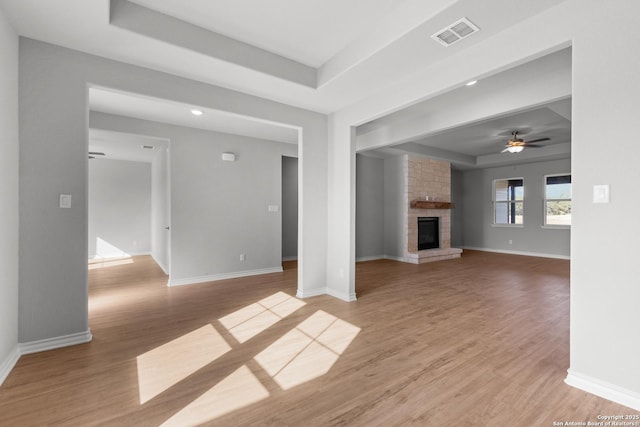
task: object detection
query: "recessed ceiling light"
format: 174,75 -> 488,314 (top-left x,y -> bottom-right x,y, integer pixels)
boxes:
465,80 -> 478,86
190,109 -> 204,116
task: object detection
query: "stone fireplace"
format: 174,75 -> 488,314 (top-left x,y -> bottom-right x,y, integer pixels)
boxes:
403,156 -> 462,263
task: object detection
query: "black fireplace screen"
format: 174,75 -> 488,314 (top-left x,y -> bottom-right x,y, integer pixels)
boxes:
418,217 -> 439,250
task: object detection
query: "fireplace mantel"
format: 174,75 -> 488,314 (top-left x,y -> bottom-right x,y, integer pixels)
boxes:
410,200 -> 454,210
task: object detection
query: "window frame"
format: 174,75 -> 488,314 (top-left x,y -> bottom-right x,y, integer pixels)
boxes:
543,173 -> 572,228
492,177 -> 524,227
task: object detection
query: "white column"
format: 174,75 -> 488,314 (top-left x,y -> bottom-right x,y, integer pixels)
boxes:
325,114 -> 356,301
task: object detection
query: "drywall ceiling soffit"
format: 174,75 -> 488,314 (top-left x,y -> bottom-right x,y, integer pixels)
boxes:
354,47 -> 572,169
89,129 -> 169,163
1,0 -> 567,113
356,48 -> 572,140
89,87 -> 300,144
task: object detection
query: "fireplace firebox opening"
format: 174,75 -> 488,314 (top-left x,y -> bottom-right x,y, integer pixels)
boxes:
418,217 -> 440,250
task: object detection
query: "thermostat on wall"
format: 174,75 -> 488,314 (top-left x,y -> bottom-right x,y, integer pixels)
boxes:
59,194 -> 72,208
221,152 -> 236,162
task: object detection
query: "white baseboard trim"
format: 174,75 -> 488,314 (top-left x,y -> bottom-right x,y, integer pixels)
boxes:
461,246 -> 570,260
356,255 -> 385,262
296,287 -> 358,302
326,288 -> 357,302
282,256 -> 297,262
565,369 -> 640,411
296,287 -> 327,299
169,267 -> 284,287
18,330 -> 93,356
0,345 -> 20,386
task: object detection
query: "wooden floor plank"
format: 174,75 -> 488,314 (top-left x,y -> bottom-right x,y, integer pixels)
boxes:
1,251 -> 638,426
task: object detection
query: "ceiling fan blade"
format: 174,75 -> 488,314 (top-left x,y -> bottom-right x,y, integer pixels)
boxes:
524,137 -> 550,144
524,144 -> 542,148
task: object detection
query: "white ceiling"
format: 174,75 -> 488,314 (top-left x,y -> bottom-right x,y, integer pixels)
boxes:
129,0 -> 410,68
405,101 -> 571,157
0,0 -> 572,167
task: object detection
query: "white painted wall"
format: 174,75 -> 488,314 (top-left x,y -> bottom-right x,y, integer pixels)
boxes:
90,112 -> 298,284
151,145 -> 170,273
0,7 -> 19,384
88,158 -> 151,259
567,0 -> 640,406
282,156 -> 298,260
461,159 -> 571,258
19,38 -> 327,343
355,154 -> 384,259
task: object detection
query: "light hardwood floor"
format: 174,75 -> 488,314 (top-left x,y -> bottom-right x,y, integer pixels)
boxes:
1,251 -> 637,426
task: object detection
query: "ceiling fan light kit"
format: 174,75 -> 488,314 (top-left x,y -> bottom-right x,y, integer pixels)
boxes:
501,130 -> 550,154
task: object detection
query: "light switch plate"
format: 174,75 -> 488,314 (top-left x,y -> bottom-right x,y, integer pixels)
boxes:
59,194 -> 72,208
593,185 -> 610,204
268,205 -> 279,212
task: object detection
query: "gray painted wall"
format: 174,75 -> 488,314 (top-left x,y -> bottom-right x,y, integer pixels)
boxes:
451,168 -> 464,248
0,8 -> 19,379
88,158 -> 151,258
18,38 -> 327,343
356,154 -> 384,259
151,146 -> 170,273
461,158 -> 571,257
282,154 -> 385,261
90,112 -> 298,282
383,155 -> 406,259
282,156 -> 298,260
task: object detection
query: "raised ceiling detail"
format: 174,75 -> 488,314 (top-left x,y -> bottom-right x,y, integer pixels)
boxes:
2,0 -> 571,168
110,0 -> 317,88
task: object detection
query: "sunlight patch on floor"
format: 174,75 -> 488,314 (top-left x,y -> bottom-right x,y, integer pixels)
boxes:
93,237 -> 131,260
254,310 -> 361,390
88,257 -> 133,270
218,291 -> 305,343
159,365 -> 269,426
137,324 -> 231,404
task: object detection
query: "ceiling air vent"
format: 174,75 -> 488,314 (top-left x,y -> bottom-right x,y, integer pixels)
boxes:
431,17 -> 479,47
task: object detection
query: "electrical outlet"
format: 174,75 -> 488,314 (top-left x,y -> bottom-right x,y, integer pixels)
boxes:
240,253 -> 246,261
508,240 -> 513,245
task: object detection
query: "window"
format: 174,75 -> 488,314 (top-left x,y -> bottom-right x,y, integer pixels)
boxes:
545,174 -> 571,226
494,178 -> 524,225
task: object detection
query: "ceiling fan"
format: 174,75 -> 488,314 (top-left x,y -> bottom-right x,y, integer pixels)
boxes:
501,131 -> 550,153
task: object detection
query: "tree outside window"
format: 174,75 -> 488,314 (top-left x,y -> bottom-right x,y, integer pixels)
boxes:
545,174 -> 571,226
